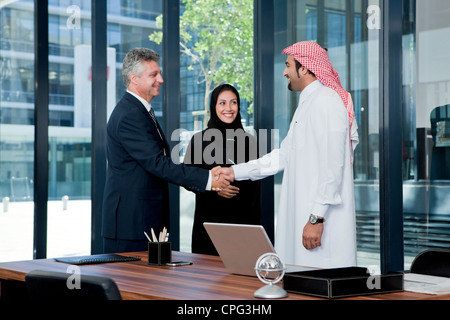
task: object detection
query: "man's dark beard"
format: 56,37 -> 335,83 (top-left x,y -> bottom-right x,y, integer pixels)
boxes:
288,72 -> 300,91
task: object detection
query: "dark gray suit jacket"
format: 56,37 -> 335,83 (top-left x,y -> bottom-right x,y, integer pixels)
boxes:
102,93 -> 208,241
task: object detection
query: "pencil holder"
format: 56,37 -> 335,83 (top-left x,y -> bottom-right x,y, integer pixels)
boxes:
148,241 -> 172,265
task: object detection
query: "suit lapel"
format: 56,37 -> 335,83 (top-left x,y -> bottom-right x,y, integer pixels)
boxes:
124,92 -> 170,155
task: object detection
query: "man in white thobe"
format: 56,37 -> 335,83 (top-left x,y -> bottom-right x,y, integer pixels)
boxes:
217,41 -> 359,268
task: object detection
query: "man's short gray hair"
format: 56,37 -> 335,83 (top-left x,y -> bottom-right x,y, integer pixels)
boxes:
122,48 -> 160,88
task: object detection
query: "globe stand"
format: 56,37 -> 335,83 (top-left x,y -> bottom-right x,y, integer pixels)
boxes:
254,253 -> 288,299
254,283 -> 287,299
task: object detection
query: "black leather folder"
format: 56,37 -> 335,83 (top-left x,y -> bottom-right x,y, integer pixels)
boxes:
54,254 -> 141,265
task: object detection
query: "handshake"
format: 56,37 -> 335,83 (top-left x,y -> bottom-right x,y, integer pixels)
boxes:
210,166 -> 236,194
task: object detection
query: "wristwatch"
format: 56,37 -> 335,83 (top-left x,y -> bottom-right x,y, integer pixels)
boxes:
309,214 -> 325,225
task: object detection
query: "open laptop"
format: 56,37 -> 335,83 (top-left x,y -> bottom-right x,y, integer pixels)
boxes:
203,222 -> 276,277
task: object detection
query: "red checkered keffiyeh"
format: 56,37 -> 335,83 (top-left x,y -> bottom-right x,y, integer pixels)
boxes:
282,41 -> 359,162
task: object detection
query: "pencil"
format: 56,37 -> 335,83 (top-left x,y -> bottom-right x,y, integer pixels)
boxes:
151,228 -> 158,242
144,231 -> 152,242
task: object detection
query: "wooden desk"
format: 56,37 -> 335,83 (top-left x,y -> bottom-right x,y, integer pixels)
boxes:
0,251 -> 448,300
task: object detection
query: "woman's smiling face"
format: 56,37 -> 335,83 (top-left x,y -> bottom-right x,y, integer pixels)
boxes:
215,90 -> 238,124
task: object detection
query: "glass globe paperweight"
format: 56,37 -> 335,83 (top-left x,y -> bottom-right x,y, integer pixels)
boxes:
254,252 -> 288,299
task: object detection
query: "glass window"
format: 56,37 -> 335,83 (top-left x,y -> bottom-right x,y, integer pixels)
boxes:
0,0 -> 35,262
46,0 -> 93,259
172,0 -> 255,252
274,0 -> 381,269
108,0 -> 163,111
43,0 -> 165,258
402,0 -> 450,269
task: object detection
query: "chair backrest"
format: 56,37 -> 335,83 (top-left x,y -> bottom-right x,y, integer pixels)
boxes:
410,249 -> 450,278
25,269 -> 122,300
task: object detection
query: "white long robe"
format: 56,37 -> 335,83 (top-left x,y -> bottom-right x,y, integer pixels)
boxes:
233,80 -> 357,268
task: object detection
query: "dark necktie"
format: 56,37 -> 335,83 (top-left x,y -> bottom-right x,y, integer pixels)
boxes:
149,108 -> 166,156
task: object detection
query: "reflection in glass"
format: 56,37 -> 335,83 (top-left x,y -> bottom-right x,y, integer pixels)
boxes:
402,0 -> 450,269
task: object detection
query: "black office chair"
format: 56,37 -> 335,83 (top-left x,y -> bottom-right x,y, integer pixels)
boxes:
409,249 -> 450,278
25,270 -> 122,300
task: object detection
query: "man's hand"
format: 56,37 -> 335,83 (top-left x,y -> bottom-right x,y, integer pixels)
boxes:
210,166 -> 234,191
217,185 -> 240,199
211,166 -> 235,180
302,221 -> 324,250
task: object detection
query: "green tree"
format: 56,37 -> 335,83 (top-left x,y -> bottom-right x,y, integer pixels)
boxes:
149,0 -> 254,126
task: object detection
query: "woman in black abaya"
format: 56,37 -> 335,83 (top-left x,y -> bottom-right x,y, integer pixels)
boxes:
184,84 -> 261,255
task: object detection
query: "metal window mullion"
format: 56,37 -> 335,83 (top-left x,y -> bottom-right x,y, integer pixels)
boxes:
254,0 -> 275,243
379,0 -> 404,273
91,0 -> 107,254
163,0 -> 181,251
33,0 -> 49,259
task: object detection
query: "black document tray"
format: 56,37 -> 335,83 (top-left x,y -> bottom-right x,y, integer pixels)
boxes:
283,267 -> 403,298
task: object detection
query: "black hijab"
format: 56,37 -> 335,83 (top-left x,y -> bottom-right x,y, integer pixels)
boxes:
207,84 -> 244,133
185,84 -> 255,167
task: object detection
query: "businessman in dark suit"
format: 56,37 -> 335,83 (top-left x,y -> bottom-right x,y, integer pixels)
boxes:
102,48 -> 230,253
